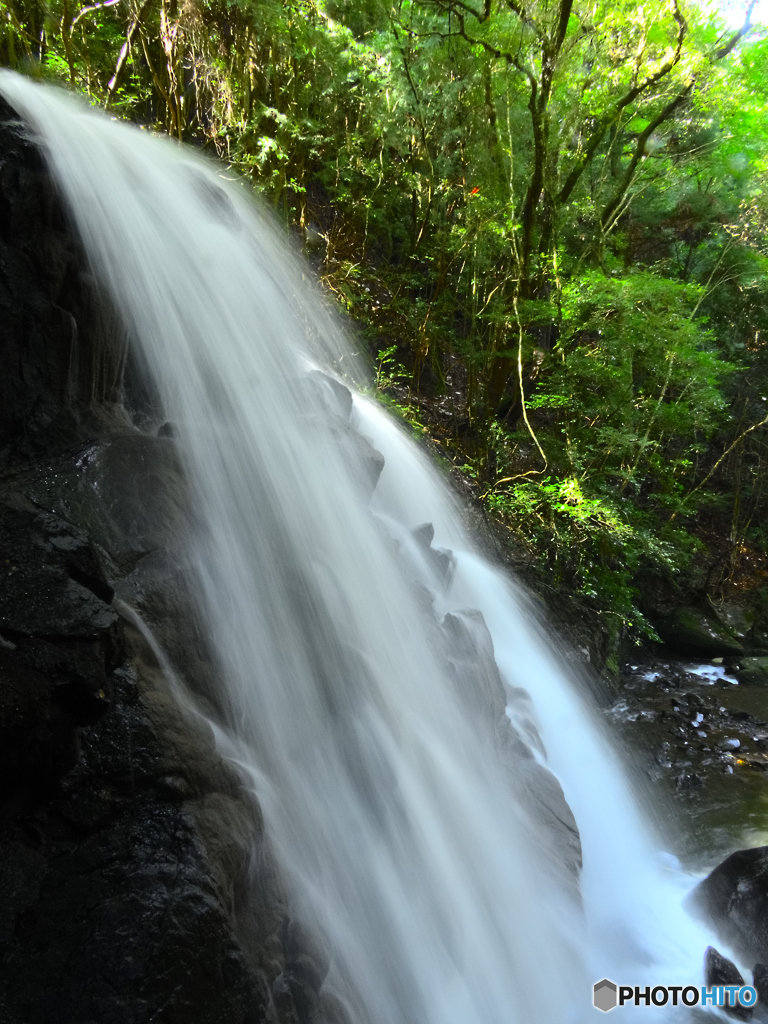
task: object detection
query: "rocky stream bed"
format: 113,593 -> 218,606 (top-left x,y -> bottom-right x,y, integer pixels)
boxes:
609,652 -> 768,869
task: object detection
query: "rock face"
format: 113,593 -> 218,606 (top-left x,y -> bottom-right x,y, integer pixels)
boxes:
0,101 -> 333,1024
653,605 -> 744,658
0,97 -> 134,459
689,847 -> 768,969
0,448 -> 295,1024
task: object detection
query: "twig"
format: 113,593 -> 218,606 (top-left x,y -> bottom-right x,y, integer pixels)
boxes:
671,410 -> 768,520
70,0 -> 120,31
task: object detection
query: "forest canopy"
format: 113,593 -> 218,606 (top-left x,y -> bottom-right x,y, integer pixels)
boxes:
2,0 -> 767,658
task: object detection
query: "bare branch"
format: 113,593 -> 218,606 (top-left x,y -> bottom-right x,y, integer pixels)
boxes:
672,410 -> 768,519
600,79 -> 694,229
552,0 -> 574,54
391,20 -> 435,178
714,0 -> 758,59
415,0 -> 491,23
450,11 -> 536,83
503,0 -> 543,41
70,0 -> 120,31
512,292 -> 548,473
105,0 -> 154,107
557,5 -> 688,206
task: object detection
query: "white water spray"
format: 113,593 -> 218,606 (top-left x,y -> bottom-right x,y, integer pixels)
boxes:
0,74 -> 719,1023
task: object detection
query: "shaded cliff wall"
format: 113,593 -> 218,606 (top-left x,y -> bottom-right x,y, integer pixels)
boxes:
0,98 -> 335,1024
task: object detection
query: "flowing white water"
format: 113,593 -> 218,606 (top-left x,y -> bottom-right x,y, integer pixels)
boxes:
353,400 -> 720,997
1,74 -> 721,1023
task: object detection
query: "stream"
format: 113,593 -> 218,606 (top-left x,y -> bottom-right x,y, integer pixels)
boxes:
612,654 -> 768,869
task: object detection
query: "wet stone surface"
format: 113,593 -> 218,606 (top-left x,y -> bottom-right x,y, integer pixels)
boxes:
0,102 -> 338,1024
609,654 -> 768,867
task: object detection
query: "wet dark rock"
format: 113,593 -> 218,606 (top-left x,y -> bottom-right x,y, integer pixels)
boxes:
689,848 -> 768,968
0,499 -> 118,638
513,754 -> 583,883
704,946 -> 752,1019
654,605 -> 744,657
309,375 -> 383,501
315,991 -> 356,1024
0,101 -> 338,1024
0,98 -> 129,462
607,655 -> 768,861
271,916 -> 333,1023
753,963 -> 768,1008
505,684 -> 547,759
0,538 -> 278,1024
19,433 -> 190,563
411,521 -> 435,548
0,443 -> 322,1023
676,770 -> 704,790
730,657 -> 768,686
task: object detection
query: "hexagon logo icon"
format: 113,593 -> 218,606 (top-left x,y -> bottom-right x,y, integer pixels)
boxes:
593,979 -> 618,1012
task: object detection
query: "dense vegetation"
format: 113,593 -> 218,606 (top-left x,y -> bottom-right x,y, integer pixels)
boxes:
2,0 -> 767,661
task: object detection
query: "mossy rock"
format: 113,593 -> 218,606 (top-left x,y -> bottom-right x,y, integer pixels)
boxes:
731,657 -> 768,686
654,606 -> 744,658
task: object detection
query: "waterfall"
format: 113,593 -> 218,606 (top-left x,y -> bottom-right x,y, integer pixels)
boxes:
0,73 -> 717,1023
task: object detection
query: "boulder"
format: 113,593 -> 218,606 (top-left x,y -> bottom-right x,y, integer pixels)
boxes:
654,605 -> 744,658
753,963 -> 768,1009
713,602 -> 755,641
730,657 -> 768,686
337,427 -> 385,499
308,370 -> 353,422
688,847 -> 768,967
704,946 -> 752,1020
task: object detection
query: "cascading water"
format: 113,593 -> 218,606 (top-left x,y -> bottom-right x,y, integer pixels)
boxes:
0,73 -> 723,1022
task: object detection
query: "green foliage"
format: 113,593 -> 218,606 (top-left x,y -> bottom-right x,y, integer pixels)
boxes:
2,0 -> 767,645
552,271 -> 733,493
374,345 -> 408,391
485,475 -> 664,639
479,268 -> 745,635
371,346 -> 427,434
